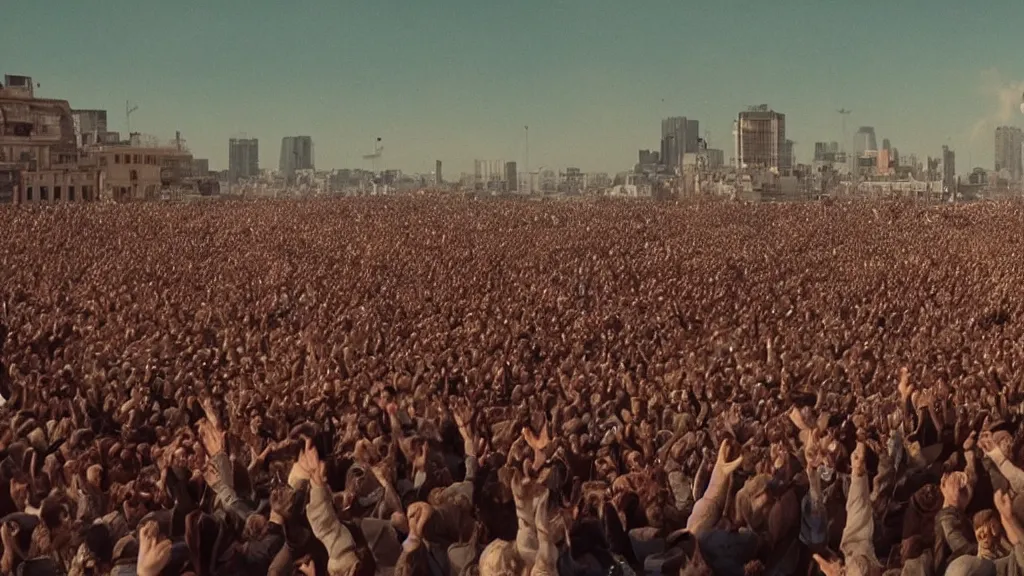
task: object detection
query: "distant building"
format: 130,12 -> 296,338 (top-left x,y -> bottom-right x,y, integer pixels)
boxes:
882,138 -> 891,151
854,127 -> 878,156
72,109 -> 109,146
1,74 -> 102,204
435,160 -> 443,185
505,161 -> 518,192
877,149 -> 891,176
638,149 -> 659,165
279,136 -> 313,180
192,158 -> 210,177
814,142 -> 828,161
661,117 -> 699,169
995,126 -> 1023,182
942,145 -> 956,192
229,138 -> 259,183
706,148 -> 725,169
736,105 -> 786,172
86,144 -> 192,201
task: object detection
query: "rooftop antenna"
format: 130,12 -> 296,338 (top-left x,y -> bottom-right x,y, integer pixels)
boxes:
126,100 -> 139,135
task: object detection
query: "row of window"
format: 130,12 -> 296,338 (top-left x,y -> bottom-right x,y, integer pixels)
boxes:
24,185 -> 94,203
110,153 -> 161,166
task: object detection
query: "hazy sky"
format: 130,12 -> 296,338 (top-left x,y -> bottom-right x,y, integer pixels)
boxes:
4,0 -> 1024,175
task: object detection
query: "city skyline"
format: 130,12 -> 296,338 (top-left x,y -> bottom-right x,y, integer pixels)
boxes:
4,0 -> 1024,174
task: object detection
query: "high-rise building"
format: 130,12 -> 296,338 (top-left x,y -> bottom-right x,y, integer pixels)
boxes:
505,161 -> 518,192
279,136 -> 314,179
706,149 -> 725,169
854,127 -> 878,156
435,160 -> 443,185
882,138 -> 891,151
228,138 -> 259,183
638,149 -> 660,165
736,105 -> 786,171
995,126 -> 1024,182
942,145 -> 956,192
814,142 -> 827,161
660,117 -> 699,169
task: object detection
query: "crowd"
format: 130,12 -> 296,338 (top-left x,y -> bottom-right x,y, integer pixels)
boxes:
1,197 -> 1024,576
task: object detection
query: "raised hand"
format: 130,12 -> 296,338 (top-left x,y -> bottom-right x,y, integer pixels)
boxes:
898,366 -> 913,400
298,438 -> 326,485
851,442 -> 867,476
523,423 -> 551,453
198,419 -> 225,457
812,554 -> 843,576
137,521 -> 173,576
995,490 -> 1014,519
962,431 -> 978,452
716,439 -> 743,474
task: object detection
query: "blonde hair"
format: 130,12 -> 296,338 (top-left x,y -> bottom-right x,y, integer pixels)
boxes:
478,540 -> 523,576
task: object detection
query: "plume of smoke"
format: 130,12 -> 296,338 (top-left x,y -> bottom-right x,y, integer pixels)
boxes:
970,68 -> 1024,144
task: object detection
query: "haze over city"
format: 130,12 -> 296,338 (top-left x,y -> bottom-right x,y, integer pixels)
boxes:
4,0 -> 1024,174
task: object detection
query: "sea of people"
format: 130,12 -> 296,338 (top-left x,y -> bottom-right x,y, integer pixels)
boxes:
1,196 -> 1024,576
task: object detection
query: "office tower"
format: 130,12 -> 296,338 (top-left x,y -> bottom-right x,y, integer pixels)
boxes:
228,138 -> 259,183
638,149 -> 659,165
854,127 -> 878,156
706,149 -> 725,169
505,161 -> 518,192
814,142 -> 827,161
436,160 -> 443,185
995,126 -> 1024,182
736,105 -> 786,170
882,138 -> 891,151
279,136 -> 314,179
660,117 -> 699,169
473,159 -> 484,189
942,145 -> 956,191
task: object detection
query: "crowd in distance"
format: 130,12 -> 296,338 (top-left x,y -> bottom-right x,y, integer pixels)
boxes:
0,197 -> 1023,576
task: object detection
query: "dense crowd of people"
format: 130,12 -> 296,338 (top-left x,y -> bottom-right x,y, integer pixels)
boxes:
1,197 -> 1024,576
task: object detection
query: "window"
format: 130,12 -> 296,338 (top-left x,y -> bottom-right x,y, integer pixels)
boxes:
100,156 -> 108,167
26,187 -> 32,201
82,186 -> 91,201
68,186 -> 75,201
114,155 -> 121,164
133,154 -> 140,164
54,186 -> 62,201
40,186 -> 48,201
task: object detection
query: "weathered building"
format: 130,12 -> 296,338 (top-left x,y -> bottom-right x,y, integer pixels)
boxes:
85,144 -> 193,201
0,74 -> 102,204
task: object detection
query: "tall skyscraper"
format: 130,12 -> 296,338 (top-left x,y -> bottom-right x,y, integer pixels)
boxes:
736,106 -> 786,171
942,145 -> 956,192
228,138 -> 259,183
882,138 -> 891,151
995,126 -> 1024,182
505,161 -> 518,192
660,117 -> 699,169
435,160 -> 443,185
279,136 -> 314,179
854,127 -> 878,156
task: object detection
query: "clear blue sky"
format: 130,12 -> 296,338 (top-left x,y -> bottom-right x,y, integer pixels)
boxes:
3,0 -> 1023,174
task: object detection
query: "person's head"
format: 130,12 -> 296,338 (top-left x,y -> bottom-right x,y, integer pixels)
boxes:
973,509 -> 1003,550
478,540 -> 523,576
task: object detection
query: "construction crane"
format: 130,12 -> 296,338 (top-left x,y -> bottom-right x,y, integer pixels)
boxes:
126,101 -> 139,135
